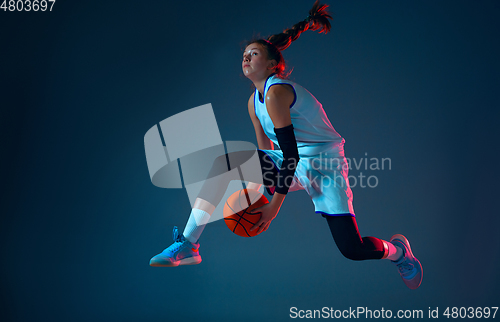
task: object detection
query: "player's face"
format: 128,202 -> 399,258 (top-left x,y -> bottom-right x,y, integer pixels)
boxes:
242,43 -> 274,79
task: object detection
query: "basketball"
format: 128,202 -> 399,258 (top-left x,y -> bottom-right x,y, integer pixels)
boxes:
223,189 -> 269,237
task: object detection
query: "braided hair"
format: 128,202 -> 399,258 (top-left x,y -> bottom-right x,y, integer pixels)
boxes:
246,0 -> 333,79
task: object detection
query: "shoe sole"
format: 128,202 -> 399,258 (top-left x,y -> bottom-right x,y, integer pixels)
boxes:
150,256 -> 202,267
390,234 -> 423,290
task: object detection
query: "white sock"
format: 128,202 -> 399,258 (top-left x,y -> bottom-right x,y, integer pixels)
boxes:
182,208 -> 211,244
385,241 -> 403,261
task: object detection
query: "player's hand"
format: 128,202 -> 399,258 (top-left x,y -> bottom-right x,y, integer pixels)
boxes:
250,203 -> 279,234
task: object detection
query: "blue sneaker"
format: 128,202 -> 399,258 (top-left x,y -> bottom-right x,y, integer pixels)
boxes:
149,226 -> 202,267
390,234 -> 422,289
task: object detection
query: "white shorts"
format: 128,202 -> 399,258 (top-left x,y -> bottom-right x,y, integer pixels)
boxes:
259,147 -> 355,216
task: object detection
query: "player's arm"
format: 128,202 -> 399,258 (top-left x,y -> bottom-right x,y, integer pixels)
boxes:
248,92 -> 274,151
250,84 -> 299,234
247,92 -> 273,192
263,84 -> 299,211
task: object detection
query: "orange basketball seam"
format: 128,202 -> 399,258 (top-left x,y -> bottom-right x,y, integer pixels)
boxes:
223,189 -> 269,237
225,215 -> 260,226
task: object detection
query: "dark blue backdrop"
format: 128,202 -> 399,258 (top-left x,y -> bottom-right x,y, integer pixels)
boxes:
1,1 -> 499,321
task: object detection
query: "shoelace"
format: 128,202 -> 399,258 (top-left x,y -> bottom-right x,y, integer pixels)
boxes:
172,226 -> 184,243
164,226 -> 186,253
396,257 -> 415,275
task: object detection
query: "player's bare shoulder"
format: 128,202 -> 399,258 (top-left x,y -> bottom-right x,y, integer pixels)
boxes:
248,92 -> 255,107
248,92 -> 257,119
265,85 -> 293,128
266,84 -> 294,107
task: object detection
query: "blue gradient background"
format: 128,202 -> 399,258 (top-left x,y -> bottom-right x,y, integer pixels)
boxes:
1,1 -> 499,321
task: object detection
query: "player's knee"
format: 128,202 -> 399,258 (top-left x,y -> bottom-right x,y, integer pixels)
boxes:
338,244 -> 364,261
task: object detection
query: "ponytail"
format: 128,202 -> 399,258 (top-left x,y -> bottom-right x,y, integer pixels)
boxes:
245,1 -> 333,79
268,0 -> 332,52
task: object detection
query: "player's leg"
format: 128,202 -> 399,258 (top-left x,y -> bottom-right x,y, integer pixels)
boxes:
185,149 -> 278,238
325,215 -> 422,289
325,215 -> 387,260
150,149 -> 279,267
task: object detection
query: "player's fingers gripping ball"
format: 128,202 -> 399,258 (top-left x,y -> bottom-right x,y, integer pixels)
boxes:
223,189 -> 269,237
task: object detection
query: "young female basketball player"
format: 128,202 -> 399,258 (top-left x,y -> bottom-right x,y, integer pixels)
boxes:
150,0 -> 422,290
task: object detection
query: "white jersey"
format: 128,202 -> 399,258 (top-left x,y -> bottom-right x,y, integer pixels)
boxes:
253,73 -> 355,216
254,73 -> 345,157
